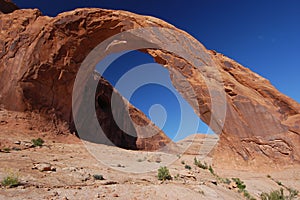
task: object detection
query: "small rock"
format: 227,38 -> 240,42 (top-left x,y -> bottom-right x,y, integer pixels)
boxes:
14,141 -> 21,145
19,185 -> 25,189
12,147 -> 21,151
210,180 -> 218,185
62,197 -> 68,200
62,167 -> 77,172
53,191 -> 59,196
113,194 -> 119,197
147,155 -> 162,163
95,193 -> 101,198
228,181 -> 237,190
22,141 -> 34,148
32,163 -> 52,172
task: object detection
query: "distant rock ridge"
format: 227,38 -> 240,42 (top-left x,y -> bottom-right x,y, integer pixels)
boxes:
0,4 -> 299,168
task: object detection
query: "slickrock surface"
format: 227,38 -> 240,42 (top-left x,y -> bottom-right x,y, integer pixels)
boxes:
0,109 -> 299,199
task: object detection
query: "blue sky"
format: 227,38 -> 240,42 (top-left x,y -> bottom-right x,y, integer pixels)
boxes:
96,51 -> 209,141
14,0 -> 300,140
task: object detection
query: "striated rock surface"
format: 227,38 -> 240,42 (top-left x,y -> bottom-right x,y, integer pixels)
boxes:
0,8 -> 171,151
0,7 -> 299,167
209,52 -> 300,169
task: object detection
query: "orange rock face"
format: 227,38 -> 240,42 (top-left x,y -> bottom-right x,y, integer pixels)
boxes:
209,52 -> 300,168
0,6 -> 299,167
0,8 -> 171,151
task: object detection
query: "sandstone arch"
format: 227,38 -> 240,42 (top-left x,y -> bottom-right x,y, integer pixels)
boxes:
0,8 -> 299,167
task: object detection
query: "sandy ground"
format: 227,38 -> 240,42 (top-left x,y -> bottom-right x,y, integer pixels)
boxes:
0,109 -> 299,200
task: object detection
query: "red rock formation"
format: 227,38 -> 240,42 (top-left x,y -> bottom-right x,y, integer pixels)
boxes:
210,52 -> 300,169
0,6 -> 299,167
0,8 -> 171,151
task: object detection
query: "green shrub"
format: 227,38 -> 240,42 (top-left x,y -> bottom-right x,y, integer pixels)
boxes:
230,179 -> 255,200
185,165 -> 192,170
209,165 -> 215,175
3,148 -> 10,153
232,178 -> 246,192
31,138 -> 44,147
243,190 -> 256,200
174,174 -> 180,180
93,174 -> 104,180
219,177 -> 231,185
261,188 -> 284,200
243,190 -> 251,199
287,188 -> 299,199
194,157 -> 208,170
1,173 -> 19,188
260,188 -> 298,200
158,166 -> 172,181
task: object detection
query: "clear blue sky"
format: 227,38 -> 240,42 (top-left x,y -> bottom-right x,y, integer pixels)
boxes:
14,0 -> 300,140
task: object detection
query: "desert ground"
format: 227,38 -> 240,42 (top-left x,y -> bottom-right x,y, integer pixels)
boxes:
0,109 -> 299,200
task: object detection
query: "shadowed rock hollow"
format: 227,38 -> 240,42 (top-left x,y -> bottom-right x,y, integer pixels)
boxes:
0,5 -> 299,168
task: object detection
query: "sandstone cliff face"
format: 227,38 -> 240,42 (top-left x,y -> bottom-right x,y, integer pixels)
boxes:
0,8 -> 171,151
210,52 -> 300,168
0,6 -> 299,167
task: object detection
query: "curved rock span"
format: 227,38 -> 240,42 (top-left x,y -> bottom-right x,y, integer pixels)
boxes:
0,5 -> 299,168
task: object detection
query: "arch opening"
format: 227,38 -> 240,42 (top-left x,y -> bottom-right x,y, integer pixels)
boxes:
72,26 -> 227,155
97,50 -> 215,143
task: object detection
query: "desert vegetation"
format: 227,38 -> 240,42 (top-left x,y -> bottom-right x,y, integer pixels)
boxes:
194,157 -> 208,169
1,172 -> 19,188
260,188 -> 299,200
2,147 -> 10,153
157,166 -> 172,181
93,174 -> 105,180
31,138 -> 44,147
184,164 -> 192,170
